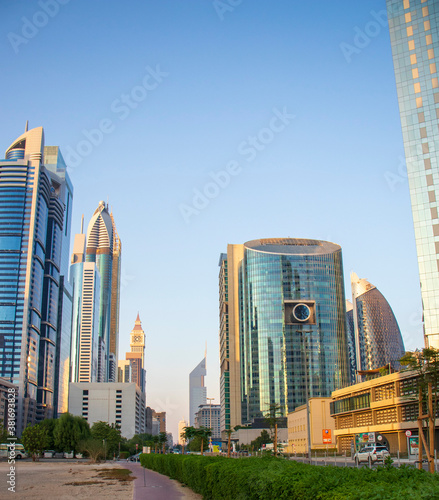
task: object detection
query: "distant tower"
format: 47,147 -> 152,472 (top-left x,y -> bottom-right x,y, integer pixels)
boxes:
178,419 -> 189,445
125,314 -> 146,392
189,355 -> 207,426
351,272 -> 405,379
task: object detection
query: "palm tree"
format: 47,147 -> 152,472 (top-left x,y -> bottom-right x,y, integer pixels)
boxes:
195,426 -> 212,455
158,432 -> 167,454
181,426 -> 212,455
264,403 -> 282,456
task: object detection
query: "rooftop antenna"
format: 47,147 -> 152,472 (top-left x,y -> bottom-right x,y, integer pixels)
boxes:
80,214 -> 84,234
25,120 -> 28,132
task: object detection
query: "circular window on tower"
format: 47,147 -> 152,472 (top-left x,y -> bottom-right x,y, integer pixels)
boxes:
292,303 -> 311,322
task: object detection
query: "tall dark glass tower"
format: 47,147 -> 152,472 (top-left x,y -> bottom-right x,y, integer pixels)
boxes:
0,126 -> 73,433
387,0 -> 439,348
220,238 -> 350,427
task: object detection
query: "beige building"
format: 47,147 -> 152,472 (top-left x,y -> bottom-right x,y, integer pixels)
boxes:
331,370 -> 424,454
218,246 -> 244,434
287,398 -> 335,454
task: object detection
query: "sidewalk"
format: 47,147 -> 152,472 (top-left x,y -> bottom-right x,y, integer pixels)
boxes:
123,461 -> 201,500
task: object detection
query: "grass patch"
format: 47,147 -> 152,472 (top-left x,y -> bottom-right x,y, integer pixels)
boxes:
64,481 -> 103,486
94,468 -> 135,482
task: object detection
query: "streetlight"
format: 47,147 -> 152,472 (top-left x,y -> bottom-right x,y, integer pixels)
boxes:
207,397 -> 215,452
300,330 -> 313,464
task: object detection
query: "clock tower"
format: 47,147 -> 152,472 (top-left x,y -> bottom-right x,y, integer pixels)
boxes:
130,313 -> 145,365
123,313 -> 146,392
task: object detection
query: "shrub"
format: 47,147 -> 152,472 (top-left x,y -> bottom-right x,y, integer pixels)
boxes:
139,454 -> 439,500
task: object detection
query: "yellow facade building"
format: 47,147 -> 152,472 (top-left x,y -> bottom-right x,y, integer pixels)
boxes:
331,371 -> 424,454
287,398 -> 335,454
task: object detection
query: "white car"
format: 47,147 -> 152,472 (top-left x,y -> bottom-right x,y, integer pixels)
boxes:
354,444 -> 390,465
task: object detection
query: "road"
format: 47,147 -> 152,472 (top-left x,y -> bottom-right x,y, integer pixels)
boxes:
124,460 -> 201,500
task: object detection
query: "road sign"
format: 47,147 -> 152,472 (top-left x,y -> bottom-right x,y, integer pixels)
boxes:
405,430 -> 412,437
322,429 -> 332,444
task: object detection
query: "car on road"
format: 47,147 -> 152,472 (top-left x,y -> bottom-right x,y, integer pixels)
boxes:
0,443 -> 28,459
128,452 -> 142,462
354,444 -> 390,465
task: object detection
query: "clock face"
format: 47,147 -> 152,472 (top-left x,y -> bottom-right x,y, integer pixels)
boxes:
292,304 -> 311,322
133,335 -> 142,343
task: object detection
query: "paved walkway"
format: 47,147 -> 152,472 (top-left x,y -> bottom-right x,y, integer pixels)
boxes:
123,461 -> 201,500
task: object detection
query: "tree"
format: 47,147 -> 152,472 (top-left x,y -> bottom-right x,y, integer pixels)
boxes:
0,423 -> 8,442
250,429 -> 271,452
90,421 -> 122,458
181,426 -> 212,455
264,403 -> 282,455
158,432 -> 168,454
53,413 -> 90,454
21,424 -> 48,461
400,348 -> 439,473
78,438 -> 105,463
38,418 -> 57,450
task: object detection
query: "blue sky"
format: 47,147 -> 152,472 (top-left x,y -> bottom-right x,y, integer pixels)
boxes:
0,0 -> 423,439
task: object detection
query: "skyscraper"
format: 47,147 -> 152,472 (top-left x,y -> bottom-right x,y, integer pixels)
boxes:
0,126 -> 73,433
387,0 -> 439,348
85,201 -> 121,381
189,356 -> 207,426
70,231 -> 101,383
220,238 -> 350,428
350,272 -> 405,379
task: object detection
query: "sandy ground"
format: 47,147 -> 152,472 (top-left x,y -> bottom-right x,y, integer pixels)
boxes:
0,460 -> 134,500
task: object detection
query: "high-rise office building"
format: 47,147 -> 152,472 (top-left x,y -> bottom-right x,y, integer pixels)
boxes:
387,0 -> 439,348
0,126 -> 73,433
350,272 -> 405,379
85,201 -> 121,381
109,211 -> 121,382
219,238 -> 350,428
70,231 -> 101,383
194,404 -> 221,439
189,356 -> 207,426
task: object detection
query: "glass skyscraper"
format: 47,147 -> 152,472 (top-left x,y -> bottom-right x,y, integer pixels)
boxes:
387,0 -> 439,348
0,126 -> 73,433
189,355 -> 207,426
220,238 -> 350,427
84,201 -> 121,382
348,273 -> 405,381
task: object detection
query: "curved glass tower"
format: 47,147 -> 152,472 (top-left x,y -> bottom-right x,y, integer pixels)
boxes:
0,126 -> 73,432
351,272 -> 405,377
237,238 -> 349,423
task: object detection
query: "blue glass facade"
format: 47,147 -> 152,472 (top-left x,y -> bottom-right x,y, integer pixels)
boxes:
387,0 -> 439,347
0,127 -> 73,432
239,239 -> 349,423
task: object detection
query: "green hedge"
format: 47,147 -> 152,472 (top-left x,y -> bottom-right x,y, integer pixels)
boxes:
139,454 -> 439,500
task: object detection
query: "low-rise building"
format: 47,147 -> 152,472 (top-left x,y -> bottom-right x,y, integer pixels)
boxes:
286,398 -> 334,454
68,382 -> 146,439
330,370 -> 431,454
